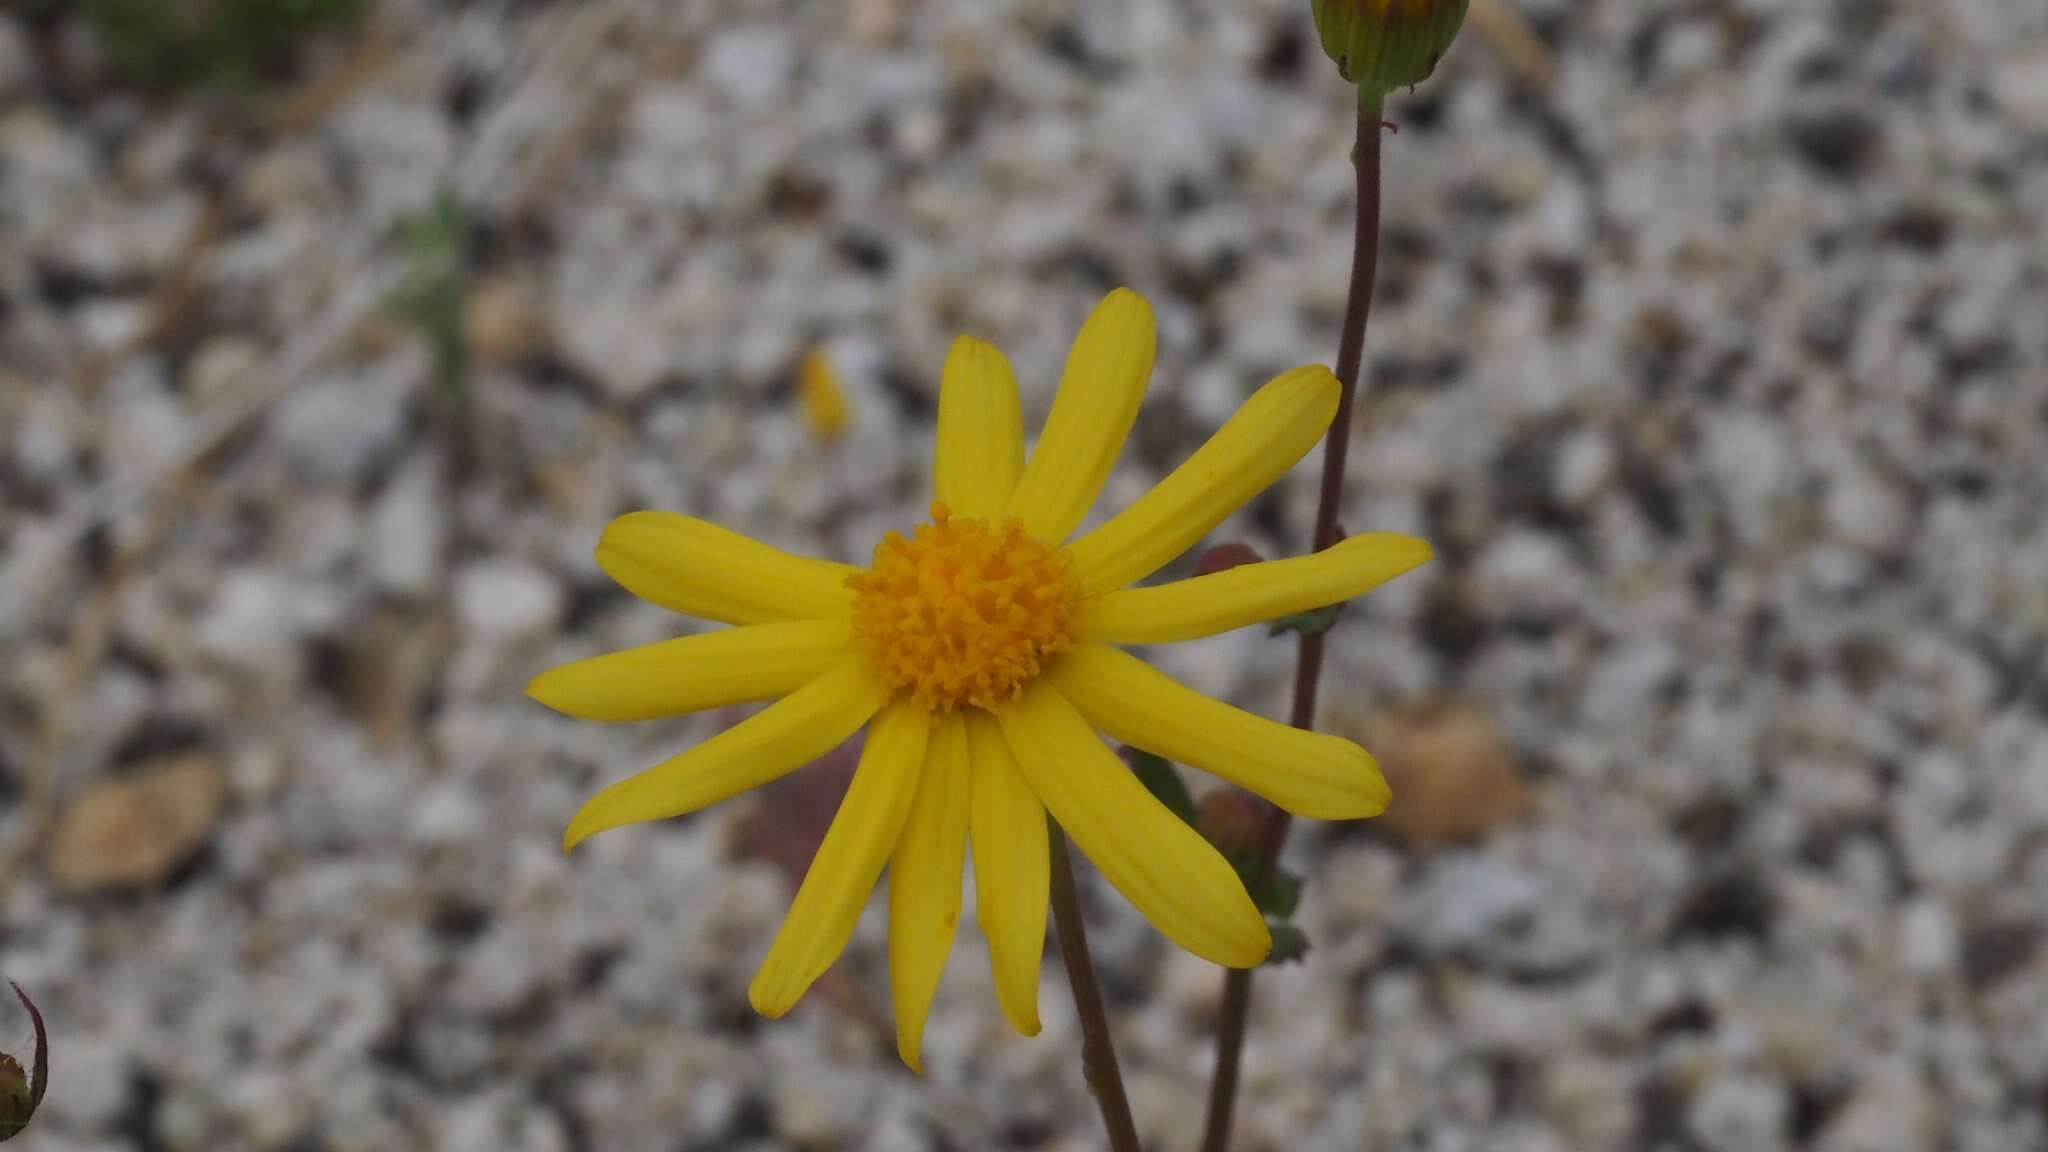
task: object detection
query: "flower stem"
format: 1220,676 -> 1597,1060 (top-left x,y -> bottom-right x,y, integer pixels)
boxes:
1199,99 -> 1387,1152
1049,824 -> 1143,1152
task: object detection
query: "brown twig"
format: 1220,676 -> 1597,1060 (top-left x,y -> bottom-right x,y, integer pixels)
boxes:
1049,826 -> 1142,1152
1199,101 -> 1387,1152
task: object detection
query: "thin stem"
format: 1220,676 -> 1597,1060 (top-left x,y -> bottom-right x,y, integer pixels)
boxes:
1200,101 -> 1386,1152
1049,824 -> 1143,1152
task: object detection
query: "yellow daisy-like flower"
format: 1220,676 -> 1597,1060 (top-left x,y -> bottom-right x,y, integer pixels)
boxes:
530,289 -> 1431,1070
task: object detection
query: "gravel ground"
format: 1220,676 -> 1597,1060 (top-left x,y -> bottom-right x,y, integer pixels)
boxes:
3,1 -> 2047,1150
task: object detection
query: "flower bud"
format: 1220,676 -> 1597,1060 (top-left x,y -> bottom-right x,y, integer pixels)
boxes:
1312,0 -> 1469,101
0,983 -> 46,1143
1194,542 -> 1264,578
1195,790 -> 1268,858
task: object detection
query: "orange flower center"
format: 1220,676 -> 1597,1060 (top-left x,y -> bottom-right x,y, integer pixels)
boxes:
848,503 -> 1082,712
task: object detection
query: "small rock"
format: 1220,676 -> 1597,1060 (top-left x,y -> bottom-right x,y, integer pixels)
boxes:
1394,854 -> 1593,974
703,27 -> 795,111
1820,1058 -> 1936,1152
1897,898 -> 1959,977
219,1069 -> 304,1152
195,570 -> 306,683
49,755 -> 227,894
848,0 -> 900,44
466,276 -> 548,367
185,337 -> 261,402
368,454 -> 447,599
1990,47 -> 2048,132
269,371 -> 409,485
1473,530 -> 1581,620
1370,701 -> 1527,847
1553,428 -> 1614,508
38,1032 -> 128,1130
1825,467 -> 1913,554
453,559 -> 565,645
1687,1073 -> 1790,1152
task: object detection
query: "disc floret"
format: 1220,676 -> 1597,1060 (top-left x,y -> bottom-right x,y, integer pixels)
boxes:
849,503 -> 1082,712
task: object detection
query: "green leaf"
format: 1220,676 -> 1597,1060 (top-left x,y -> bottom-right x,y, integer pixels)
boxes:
390,185 -> 470,401
1125,749 -> 1195,824
1264,920 -> 1310,966
1246,862 -> 1303,920
1268,603 -> 1343,637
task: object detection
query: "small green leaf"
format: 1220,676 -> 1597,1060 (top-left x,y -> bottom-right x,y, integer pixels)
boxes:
1268,603 -> 1343,637
1126,749 -> 1195,824
1264,921 -> 1310,966
391,185 -> 470,402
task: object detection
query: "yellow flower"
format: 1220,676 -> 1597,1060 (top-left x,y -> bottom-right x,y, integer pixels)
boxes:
530,289 -> 1431,1069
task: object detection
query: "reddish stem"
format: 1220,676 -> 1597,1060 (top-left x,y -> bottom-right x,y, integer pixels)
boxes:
1199,102 -> 1386,1152
1050,825 -> 1143,1152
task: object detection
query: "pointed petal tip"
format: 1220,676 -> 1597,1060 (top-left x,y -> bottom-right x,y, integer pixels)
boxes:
1086,287 -> 1154,335
1328,743 -> 1394,820
947,332 -> 995,358
1282,362 -> 1342,392
525,669 -> 565,710
562,800 -> 613,852
1102,285 -> 1146,307
746,977 -> 791,1020
1344,531 -> 1436,572
895,1032 -> 926,1074
1242,919 -> 1276,968
1003,1003 -> 1043,1038
1396,533 -> 1436,563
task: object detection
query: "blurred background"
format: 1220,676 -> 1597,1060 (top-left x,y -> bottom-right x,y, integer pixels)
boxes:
2,1 -> 2046,1149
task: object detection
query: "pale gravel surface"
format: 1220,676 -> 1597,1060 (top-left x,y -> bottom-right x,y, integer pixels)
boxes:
4,1 -> 2048,1150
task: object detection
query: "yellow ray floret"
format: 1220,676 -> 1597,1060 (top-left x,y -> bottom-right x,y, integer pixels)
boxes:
1079,532 -> 1433,644
888,712 -> 973,1071
751,701 -> 930,1017
996,684 -> 1271,968
1066,364 -> 1341,593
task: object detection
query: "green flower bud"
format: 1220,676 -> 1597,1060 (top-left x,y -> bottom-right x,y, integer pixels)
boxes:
1312,0 -> 1469,101
0,983 -> 47,1143
0,1057 -> 29,1135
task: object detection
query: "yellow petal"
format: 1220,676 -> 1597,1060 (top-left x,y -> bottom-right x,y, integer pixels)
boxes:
528,619 -> 856,722
1049,645 -> 1389,820
751,701 -> 932,1018
888,712 -> 972,1071
1005,289 -> 1156,542
1066,365 -> 1340,593
967,711 -> 1047,1036
800,349 -> 850,443
596,511 -> 857,624
996,684 -> 1269,968
934,336 -> 1025,518
1079,532 -> 1432,644
563,662 -> 889,848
